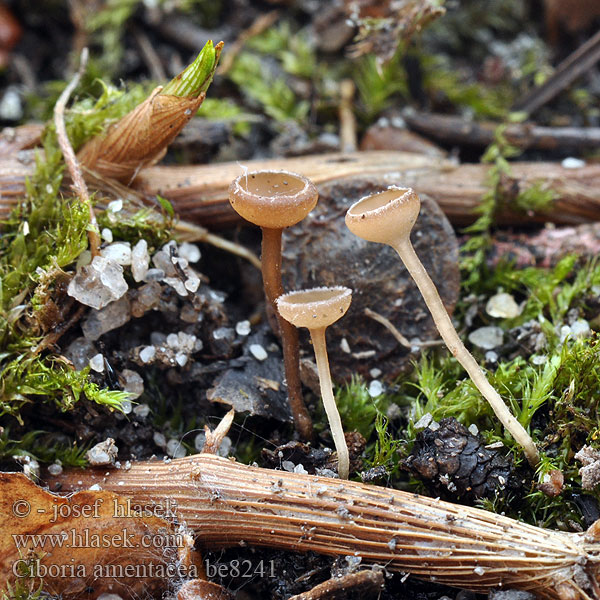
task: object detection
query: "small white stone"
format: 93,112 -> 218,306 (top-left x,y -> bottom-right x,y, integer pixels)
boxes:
194,432 -> 206,452
429,421 -> 440,431
250,344 -> 268,361
368,380 -> 383,397
101,242 -> 131,266
101,228 -> 113,243
178,242 -> 201,263
166,438 -> 186,458
48,463 -> 63,476
217,436 -> 232,457
340,338 -> 351,353
131,239 -> 150,283
175,352 -> 188,367
561,157 -> 585,169
164,277 -> 188,296
474,566 -> 486,576
89,353 -> 105,372
166,333 -> 179,348
571,319 -> 590,339
107,199 -> 123,212
486,292 -> 521,319
485,350 -> 498,363
468,423 -> 479,436
0,88 -> 22,120
121,369 -> 144,399
184,272 -> 200,293
531,354 -> 547,365
120,400 -> 132,414
414,413 -> 433,429
153,432 -> 167,449
139,345 -> 156,363
133,403 -> 150,418
86,438 -> 118,466
68,256 -> 128,309
468,326 -> 504,350
89,483 -> 102,491
294,463 -> 308,474
282,460 -> 295,472
369,368 -> 382,378
560,324 -> 572,343
235,320 -> 251,336
22,221 -> 29,236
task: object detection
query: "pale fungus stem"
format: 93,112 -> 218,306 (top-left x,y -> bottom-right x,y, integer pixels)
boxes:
310,326 -> 350,479
277,286 -> 352,479
345,187 -> 540,467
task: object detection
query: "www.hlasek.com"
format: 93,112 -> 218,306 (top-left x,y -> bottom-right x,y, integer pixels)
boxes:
12,527 -> 186,550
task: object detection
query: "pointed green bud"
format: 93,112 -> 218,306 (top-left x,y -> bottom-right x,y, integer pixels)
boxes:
162,40 -> 223,98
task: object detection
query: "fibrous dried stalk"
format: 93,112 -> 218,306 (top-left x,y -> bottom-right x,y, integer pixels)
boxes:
48,454 -> 600,600
77,40 -> 222,184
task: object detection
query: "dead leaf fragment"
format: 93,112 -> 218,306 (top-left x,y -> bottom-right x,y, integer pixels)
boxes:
0,472 -> 198,598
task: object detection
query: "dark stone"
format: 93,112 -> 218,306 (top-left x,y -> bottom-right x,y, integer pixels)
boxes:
282,176 -> 460,382
206,327 -> 292,422
403,417 -> 516,503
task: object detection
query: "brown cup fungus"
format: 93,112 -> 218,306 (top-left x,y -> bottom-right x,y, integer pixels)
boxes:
229,171 -> 318,440
345,187 -> 540,467
277,286 -> 352,479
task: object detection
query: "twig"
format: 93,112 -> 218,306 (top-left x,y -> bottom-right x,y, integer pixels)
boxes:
288,570 -> 384,600
364,307 -> 412,347
404,110 -> 600,152
53,47 -> 101,257
174,220 -> 261,270
513,29 -> 600,116
47,454 -> 600,600
338,79 -> 357,153
364,307 -> 443,349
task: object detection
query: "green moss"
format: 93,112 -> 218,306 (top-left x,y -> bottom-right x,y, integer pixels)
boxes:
197,98 -> 255,137
229,53 -> 310,123
354,53 -> 408,121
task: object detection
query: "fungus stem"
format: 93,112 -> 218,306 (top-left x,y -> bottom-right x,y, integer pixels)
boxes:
262,227 -> 313,441
310,327 -> 350,480
393,238 -> 540,466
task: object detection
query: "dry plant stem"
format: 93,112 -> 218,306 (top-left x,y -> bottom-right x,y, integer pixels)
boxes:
262,228 -> 313,440
174,220 -> 261,269
53,47 -> 100,257
49,454 -> 600,600
310,327 -> 349,479
394,237 -> 540,466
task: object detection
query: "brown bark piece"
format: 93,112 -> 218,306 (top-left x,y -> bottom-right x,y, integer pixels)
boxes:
0,471 -> 195,598
282,177 -> 459,381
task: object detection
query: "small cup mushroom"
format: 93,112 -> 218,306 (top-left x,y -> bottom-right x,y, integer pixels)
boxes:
277,286 -> 352,479
229,170 -> 318,441
345,187 -> 540,467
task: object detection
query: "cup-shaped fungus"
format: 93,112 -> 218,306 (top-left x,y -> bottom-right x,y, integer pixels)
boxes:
277,286 -> 352,479
345,187 -> 540,467
229,171 -> 318,440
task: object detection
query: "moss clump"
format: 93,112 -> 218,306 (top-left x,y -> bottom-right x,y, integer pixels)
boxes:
0,81 -> 166,424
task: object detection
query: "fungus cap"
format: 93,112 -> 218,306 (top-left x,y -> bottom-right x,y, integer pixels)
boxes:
277,286 -> 352,329
229,170 -> 318,229
345,187 -> 420,245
